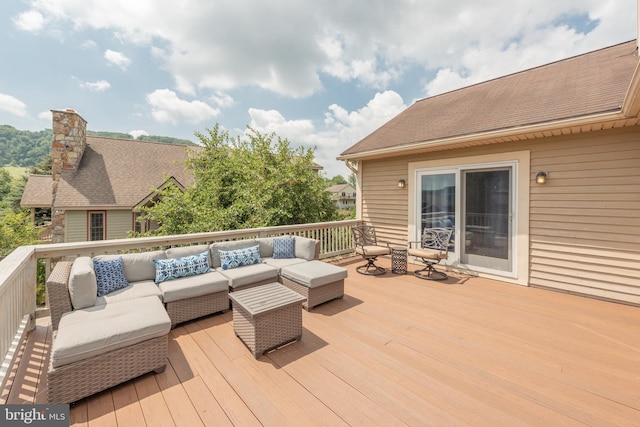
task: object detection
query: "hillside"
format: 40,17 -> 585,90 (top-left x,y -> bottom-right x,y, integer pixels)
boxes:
0,125 -> 197,168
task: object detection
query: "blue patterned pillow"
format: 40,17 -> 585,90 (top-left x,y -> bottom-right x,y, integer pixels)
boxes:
219,245 -> 261,270
93,257 -> 129,297
153,251 -> 210,284
273,237 -> 295,259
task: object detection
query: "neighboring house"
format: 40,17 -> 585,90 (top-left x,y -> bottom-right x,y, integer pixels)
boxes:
326,183 -> 356,210
20,174 -> 52,223
21,109 -> 200,243
339,40 -> 640,306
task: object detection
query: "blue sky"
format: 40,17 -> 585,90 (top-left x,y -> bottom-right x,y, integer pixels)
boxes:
0,1 -> 636,178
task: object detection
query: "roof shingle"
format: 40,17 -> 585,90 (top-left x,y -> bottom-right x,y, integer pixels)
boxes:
341,40 -> 639,156
54,137 -> 200,209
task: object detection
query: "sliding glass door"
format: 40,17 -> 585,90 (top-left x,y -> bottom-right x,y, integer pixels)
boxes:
417,163 -> 515,276
462,168 -> 512,271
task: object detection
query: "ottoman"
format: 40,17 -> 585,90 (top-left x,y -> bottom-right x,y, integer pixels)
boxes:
279,260 -> 347,311
228,282 -> 305,358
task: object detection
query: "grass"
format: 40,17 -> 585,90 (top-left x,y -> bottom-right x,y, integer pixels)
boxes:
2,166 -> 28,182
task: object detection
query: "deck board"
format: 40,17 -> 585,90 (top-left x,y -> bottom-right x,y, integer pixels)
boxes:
3,257 -> 639,426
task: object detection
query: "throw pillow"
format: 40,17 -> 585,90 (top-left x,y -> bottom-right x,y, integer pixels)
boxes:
273,236 -> 295,259
218,245 -> 261,270
93,257 -> 129,297
153,251 -> 210,284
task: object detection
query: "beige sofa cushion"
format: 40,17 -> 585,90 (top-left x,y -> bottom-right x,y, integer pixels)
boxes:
262,257 -> 307,272
217,263 -> 278,289
94,251 -> 166,283
95,281 -> 162,306
68,257 -> 97,310
255,237 -> 275,258
295,237 -> 319,260
51,296 -> 170,368
280,260 -> 348,288
159,271 -> 228,303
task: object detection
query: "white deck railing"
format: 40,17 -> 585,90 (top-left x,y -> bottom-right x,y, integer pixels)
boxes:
0,219 -> 360,393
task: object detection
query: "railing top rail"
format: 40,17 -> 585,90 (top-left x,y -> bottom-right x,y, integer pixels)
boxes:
0,246 -> 36,290
34,220 -> 362,258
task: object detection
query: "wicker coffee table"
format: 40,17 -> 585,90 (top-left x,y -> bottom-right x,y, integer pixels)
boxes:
228,282 -> 306,359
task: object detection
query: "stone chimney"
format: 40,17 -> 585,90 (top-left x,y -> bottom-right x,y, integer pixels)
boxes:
51,108 -> 87,243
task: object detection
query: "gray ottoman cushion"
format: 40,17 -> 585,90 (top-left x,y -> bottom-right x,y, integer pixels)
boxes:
280,260 -> 348,288
51,296 -> 170,368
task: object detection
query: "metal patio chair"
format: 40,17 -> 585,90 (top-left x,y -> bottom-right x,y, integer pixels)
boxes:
351,225 -> 390,276
408,227 -> 453,281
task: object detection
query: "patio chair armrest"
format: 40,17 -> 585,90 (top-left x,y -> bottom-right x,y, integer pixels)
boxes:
408,241 -> 421,249
46,261 -> 73,331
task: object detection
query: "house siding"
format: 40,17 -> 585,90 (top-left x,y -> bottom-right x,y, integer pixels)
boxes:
106,210 -> 134,240
359,126 -> 640,305
528,127 -> 640,305
64,209 -> 135,242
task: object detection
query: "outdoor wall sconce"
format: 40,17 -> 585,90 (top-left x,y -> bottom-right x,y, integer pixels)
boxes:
397,179 -> 406,188
536,171 -> 547,185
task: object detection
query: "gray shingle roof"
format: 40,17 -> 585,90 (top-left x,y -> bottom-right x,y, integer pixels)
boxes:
341,40 -> 639,156
54,137 -> 201,209
20,174 -> 52,207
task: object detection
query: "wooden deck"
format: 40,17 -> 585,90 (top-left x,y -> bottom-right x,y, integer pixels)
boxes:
2,257 -> 639,426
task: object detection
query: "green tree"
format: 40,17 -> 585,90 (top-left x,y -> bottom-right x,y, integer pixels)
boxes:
0,168 -> 11,201
0,210 -> 38,257
327,175 -> 347,186
348,173 -> 356,188
139,125 -> 338,235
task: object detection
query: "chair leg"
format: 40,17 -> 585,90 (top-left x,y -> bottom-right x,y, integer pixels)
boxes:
413,261 -> 448,281
356,257 -> 386,276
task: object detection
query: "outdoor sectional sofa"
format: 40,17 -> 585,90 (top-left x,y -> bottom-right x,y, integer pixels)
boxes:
45,235 -> 346,404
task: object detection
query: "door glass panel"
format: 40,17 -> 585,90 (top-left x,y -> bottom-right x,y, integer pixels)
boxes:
420,173 -> 456,251
462,168 -> 511,271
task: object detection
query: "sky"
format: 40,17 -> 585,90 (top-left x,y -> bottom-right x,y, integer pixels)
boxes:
0,1 -> 637,178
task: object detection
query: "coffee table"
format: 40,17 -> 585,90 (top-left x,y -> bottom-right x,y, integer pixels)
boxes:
228,282 -> 306,358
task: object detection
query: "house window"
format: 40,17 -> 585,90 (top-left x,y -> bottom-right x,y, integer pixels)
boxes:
88,211 -> 106,241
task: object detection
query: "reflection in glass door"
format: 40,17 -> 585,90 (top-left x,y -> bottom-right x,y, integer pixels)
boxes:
462,168 -> 512,271
420,173 -> 456,252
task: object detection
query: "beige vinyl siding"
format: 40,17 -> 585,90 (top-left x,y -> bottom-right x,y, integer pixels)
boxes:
359,125 -> 640,305
528,127 -> 640,305
106,210 -> 134,240
361,157 -> 409,246
63,209 -> 134,242
64,210 -> 87,243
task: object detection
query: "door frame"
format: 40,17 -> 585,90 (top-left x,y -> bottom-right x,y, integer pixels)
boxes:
408,151 -> 530,285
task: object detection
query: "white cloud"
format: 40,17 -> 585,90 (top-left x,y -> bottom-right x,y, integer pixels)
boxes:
129,129 -> 149,139
146,89 -> 220,124
104,49 -> 132,71
13,10 -> 45,32
0,94 -> 28,117
78,79 -> 111,92
82,39 -> 97,49
14,0 -> 635,100
248,90 -> 407,177
37,111 -> 51,121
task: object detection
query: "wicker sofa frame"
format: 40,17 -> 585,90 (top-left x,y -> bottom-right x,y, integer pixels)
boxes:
46,262 -> 169,404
